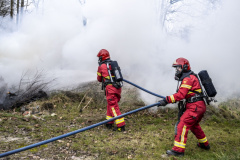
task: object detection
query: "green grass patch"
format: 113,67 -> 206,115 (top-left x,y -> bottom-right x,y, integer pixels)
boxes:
1,90 -> 240,159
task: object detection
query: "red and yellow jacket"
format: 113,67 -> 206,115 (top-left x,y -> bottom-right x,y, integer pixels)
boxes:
97,62 -> 121,95
166,74 -> 202,103
97,63 -> 113,83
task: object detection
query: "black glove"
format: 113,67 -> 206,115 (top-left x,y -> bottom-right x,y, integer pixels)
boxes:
158,98 -> 168,106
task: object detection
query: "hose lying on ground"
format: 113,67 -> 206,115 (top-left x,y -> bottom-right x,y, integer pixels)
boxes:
0,102 -> 163,158
0,79 -> 165,157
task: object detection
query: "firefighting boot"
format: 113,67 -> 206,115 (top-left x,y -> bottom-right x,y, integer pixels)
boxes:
166,150 -> 184,157
197,143 -> 210,150
113,125 -> 125,132
105,123 -> 113,129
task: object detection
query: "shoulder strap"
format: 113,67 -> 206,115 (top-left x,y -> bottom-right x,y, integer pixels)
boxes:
190,72 -> 205,97
106,62 -> 114,83
191,90 -> 203,96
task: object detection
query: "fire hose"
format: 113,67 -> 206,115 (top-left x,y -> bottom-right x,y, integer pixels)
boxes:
122,79 -> 165,98
0,79 -> 165,158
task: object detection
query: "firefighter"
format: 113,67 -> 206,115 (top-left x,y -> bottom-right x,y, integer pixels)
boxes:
158,57 -> 210,156
97,49 -> 126,132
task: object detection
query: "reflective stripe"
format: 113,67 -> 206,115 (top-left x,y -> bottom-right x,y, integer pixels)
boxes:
97,72 -> 101,76
170,95 -> 175,103
111,108 -> 124,124
174,125 -> 187,149
198,137 -> 208,143
194,89 -> 202,93
116,118 -> 125,124
111,108 -> 118,117
180,84 -> 192,89
188,89 -> 202,94
106,116 -> 113,120
181,125 -> 186,143
174,141 -> 186,149
104,76 -> 115,79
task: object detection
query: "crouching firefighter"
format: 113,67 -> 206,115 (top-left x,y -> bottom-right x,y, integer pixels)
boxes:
158,57 -> 210,156
97,49 -> 126,132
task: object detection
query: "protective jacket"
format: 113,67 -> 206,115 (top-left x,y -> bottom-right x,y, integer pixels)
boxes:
166,71 -> 209,153
97,60 -> 125,128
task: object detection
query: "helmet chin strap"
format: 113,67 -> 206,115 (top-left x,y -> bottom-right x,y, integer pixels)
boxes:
98,56 -> 102,65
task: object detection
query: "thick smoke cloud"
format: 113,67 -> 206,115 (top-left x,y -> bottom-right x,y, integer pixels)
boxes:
0,0 -> 239,103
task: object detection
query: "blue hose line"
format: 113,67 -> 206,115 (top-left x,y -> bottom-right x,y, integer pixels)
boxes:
123,79 -> 165,99
0,102 -> 161,158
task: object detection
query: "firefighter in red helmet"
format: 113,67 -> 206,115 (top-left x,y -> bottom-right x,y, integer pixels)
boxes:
158,57 -> 210,156
97,49 -> 126,132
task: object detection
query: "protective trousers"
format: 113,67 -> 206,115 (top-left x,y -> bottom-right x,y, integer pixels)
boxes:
105,85 -> 125,128
172,102 -> 209,153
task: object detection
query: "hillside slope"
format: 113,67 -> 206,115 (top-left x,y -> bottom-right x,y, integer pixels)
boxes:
0,85 -> 240,160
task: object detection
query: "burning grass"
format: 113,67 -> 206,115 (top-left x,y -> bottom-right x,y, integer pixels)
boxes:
0,86 -> 240,160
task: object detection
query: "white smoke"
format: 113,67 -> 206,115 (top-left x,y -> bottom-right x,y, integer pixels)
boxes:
0,0 -> 239,103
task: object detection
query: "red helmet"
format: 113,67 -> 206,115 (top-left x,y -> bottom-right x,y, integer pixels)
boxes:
172,57 -> 191,71
97,49 -> 110,61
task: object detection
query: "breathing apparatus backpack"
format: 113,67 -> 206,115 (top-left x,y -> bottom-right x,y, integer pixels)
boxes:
196,70 -> 217,105
104,60 -> 123,89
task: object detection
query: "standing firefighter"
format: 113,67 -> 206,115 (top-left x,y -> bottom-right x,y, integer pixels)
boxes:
97,49 -> 126,132
158,57 -> 210,156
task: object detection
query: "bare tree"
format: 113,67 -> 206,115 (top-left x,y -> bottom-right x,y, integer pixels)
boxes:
20,0 -> 24,15
10,0 -> 14,19
158,0 -> 221,37
0,0 -> 10,17
16,0 -> 20,25
0,0 -> 42,29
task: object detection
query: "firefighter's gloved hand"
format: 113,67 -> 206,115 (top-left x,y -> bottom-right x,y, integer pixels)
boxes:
158,98 -> 168,107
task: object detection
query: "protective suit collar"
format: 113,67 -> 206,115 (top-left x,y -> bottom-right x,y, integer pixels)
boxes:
179,70 -> 193,81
